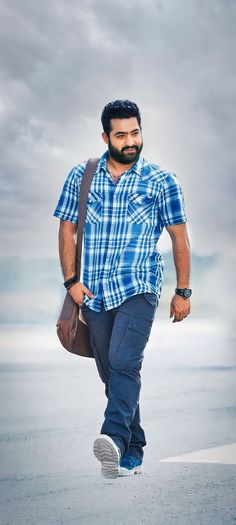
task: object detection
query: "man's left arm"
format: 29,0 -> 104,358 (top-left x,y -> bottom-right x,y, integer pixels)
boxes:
165,223 -> 191,323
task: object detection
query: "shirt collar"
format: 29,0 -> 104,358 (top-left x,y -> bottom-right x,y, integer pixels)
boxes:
96,149 -> 144,177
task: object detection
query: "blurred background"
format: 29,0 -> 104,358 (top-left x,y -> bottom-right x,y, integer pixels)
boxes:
0,4 -> 236,523
0,0 -> 235,345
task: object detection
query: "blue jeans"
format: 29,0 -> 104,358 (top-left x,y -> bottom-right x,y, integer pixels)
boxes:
81,292 -> 158,461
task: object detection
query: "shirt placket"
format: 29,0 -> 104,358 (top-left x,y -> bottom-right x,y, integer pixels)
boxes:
101,171 -> 127,301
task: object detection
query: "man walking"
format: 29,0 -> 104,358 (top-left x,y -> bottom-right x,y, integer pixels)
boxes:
53,99 -> 191,479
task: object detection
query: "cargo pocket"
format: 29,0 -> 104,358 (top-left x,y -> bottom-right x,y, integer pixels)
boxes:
125,314 -> 154,367
128,314 -> 152,339
109,311 -> 155,371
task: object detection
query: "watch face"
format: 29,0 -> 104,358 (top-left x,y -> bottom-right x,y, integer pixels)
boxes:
184,289 -> 192,298
175,288 -> 192,299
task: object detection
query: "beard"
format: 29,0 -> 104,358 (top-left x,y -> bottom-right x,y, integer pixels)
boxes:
108,138 -> 143,164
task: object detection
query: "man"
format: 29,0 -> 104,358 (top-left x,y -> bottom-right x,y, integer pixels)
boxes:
53,99 -> 191,479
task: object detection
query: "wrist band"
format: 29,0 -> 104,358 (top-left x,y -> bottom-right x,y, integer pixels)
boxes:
66,279 -> 80,290
63,274 -> 78,290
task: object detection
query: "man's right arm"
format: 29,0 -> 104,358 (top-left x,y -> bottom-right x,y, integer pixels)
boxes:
58,219 -> 94,305
59,219 -> 77,280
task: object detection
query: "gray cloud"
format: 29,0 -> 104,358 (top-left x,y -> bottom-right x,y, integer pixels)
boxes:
0,0 -> 235,325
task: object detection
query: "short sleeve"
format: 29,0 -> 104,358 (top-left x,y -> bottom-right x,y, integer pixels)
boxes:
53,163 -> 86,223
158,172 -> 187,226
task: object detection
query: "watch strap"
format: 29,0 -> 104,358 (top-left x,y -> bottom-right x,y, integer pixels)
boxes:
175,288 -> 192,298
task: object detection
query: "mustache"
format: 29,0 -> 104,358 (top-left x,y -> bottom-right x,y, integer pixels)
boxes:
122,146 -> 139,152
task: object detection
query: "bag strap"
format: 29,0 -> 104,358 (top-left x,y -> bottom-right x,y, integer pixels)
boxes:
76,158 -> 100,279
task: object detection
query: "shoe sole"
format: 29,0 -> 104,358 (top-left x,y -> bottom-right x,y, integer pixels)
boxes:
93,435 -> 120,479
119,465 -> 143,477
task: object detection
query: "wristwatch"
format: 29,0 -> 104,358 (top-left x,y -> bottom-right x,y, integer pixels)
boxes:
175,288 -> 192,299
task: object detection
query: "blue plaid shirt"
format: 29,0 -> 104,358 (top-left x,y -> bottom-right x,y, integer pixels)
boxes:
53,150 -> 187,312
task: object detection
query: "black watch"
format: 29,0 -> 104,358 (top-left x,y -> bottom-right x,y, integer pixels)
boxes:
175,288 -> 192,299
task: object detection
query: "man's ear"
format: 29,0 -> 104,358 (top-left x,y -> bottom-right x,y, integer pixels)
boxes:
102,131 -> 109,145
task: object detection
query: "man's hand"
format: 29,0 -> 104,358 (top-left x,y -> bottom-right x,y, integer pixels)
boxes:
68,282 -> 95,306
170,294 -> 190,323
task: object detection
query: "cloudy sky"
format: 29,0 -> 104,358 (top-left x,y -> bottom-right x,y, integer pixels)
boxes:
0,0 -> 235,308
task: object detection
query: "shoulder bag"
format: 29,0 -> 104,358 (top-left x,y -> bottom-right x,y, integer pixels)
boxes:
56,157 -> 100,358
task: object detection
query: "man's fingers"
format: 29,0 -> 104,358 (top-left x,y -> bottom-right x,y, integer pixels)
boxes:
173,312 -> 182,322
82,285 -> 95,298
68,283 -> 95,305
172,307 -> 186,322
171,298 -> 191,322
174,309 -> 190,322
172,307 -> 180,322
170,303 -> 174,318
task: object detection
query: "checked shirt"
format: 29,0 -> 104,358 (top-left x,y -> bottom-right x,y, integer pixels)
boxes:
53,149 -> 187,312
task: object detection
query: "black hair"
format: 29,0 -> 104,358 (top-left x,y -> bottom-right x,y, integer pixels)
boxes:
101,99 -> 141,136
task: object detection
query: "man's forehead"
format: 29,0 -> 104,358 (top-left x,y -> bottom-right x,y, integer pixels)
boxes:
110,116 -> 140,133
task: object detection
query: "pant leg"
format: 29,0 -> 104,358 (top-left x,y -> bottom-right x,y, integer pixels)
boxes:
128,403 -> 147,459
81,301 -> 114,384
105,382 -> 146,460
100,293 -> 158,460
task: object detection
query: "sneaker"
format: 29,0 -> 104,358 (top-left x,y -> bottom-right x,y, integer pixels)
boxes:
93,434 -> 121,479
119,455 -> 143,476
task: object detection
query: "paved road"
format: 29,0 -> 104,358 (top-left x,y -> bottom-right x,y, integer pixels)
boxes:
0,320 -> 235,524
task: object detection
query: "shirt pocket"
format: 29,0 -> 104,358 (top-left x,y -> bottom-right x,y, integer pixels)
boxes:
127,192 -> 155,224
86,191 -> 103,224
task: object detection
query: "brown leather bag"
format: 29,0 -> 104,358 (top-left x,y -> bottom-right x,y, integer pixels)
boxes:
56,158 -> 100,358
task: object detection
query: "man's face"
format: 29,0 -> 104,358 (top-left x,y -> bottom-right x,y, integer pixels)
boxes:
102,117 -> 143,164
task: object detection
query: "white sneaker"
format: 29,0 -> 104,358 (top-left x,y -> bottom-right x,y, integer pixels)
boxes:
93,434 -> 121,479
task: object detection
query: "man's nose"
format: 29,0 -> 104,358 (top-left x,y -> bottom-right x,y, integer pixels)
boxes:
124,136 -> 135,147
